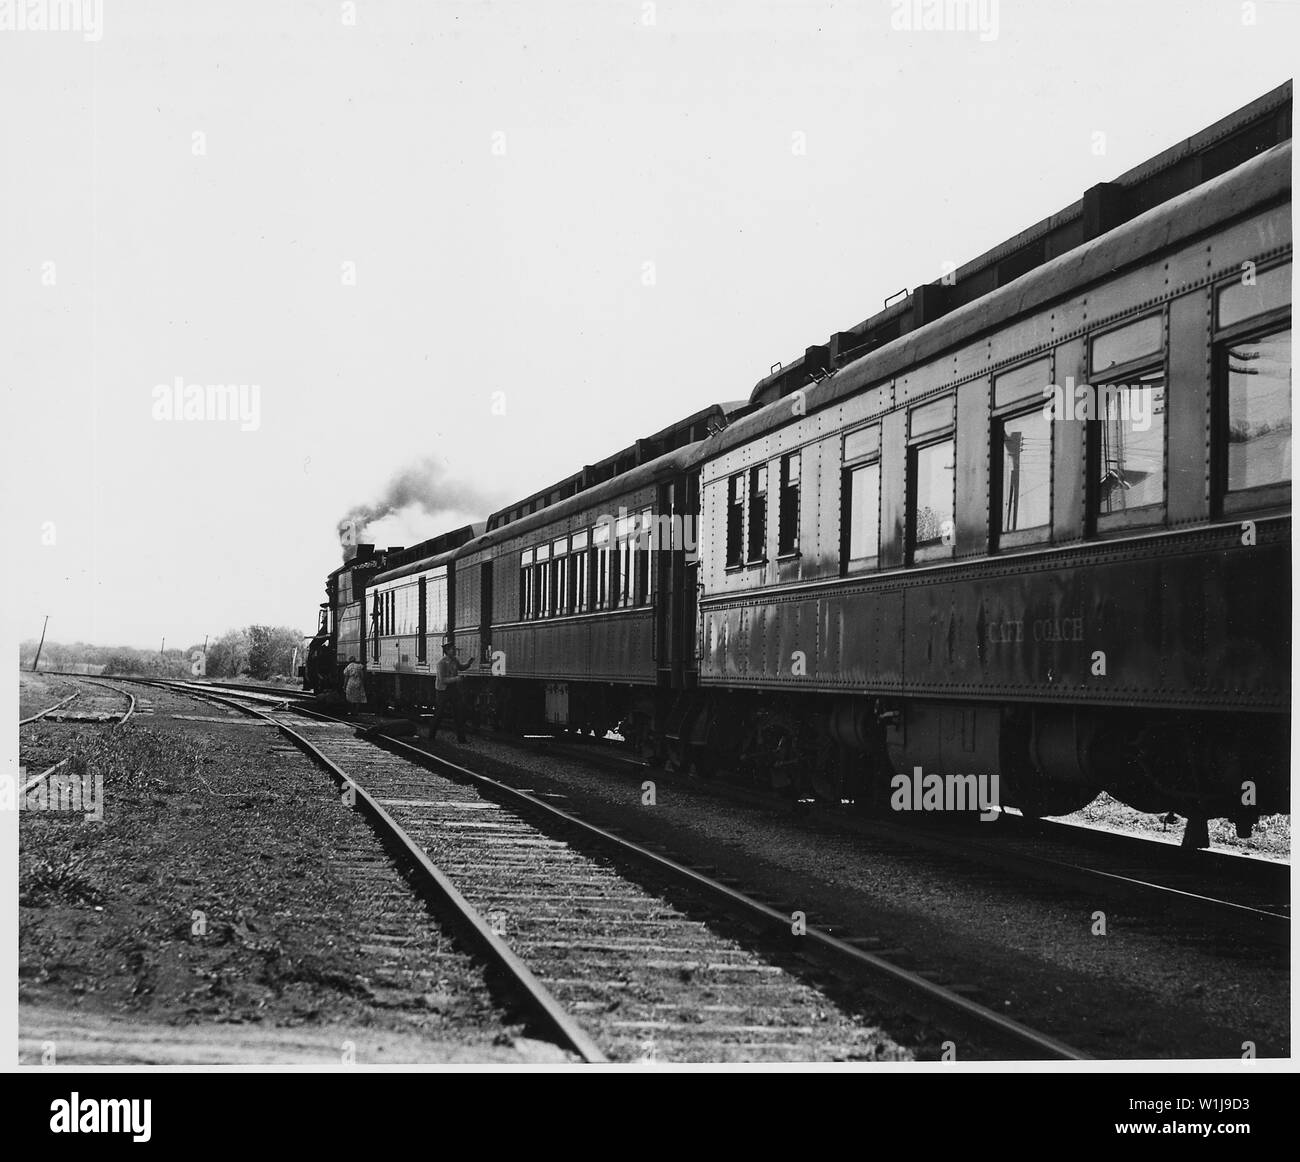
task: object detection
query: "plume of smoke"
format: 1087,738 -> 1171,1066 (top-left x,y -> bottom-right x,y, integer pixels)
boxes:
338,457 -> 502,555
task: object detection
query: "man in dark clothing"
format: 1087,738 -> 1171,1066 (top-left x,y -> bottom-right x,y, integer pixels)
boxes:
429,641 -> 474,743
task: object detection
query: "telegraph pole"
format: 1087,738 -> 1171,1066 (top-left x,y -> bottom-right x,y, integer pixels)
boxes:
31,615 -> 49,672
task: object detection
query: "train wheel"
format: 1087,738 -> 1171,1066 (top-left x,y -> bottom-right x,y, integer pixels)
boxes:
741,715 -> 803,795
620,711 -> 661,766
805,737 -> 844,803
690,746 -> 720,779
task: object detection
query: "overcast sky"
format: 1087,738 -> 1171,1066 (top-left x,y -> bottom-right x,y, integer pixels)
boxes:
2,0 -> 1294,651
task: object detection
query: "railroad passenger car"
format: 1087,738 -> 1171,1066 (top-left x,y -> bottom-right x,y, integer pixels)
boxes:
308,85 -> 1291,844
305,527 -> 477,698
360,524 -> 481,707
679,89 -> 1291,838
361,405 -> 743,743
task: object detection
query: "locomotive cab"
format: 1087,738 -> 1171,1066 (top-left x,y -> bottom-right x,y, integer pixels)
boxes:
303,603 -> 335,694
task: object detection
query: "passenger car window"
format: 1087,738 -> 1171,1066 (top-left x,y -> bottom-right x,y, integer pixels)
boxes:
1223,328 -> 1291,493
1096,368 -> 1166,521
1090,314 -> 1162,373
910,438 -> 955,557
1217,262 -> 1291,331
842,424 -> 881,571
996,407 -> 1052,539
846,463 -> 881,562
726,474 -> 745,567
907,399 -> 955,562
778,452 -> 800,556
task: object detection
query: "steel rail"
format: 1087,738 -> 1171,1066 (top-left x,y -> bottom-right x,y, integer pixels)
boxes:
73,678 -> 1282,1049
278,703 -> 1091,1062
19,693 -> 79,727
22,757 -> 72,796
916,825 -> 1289,946
539,729 -> 1289,945
83,679 -> 137,727
172,679 -> 312,701
152,681 -> 607,1064
20,678 -> 136,726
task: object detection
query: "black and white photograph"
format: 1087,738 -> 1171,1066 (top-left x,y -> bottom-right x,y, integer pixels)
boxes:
1,0 -> 1294,1112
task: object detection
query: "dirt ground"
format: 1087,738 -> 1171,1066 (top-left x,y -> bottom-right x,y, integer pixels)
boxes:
20,1004 -> 564,1065
17,681 -> 558,1065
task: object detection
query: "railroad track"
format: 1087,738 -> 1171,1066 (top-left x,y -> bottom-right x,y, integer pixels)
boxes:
21,757 -> 73,797
160,679 -> 310,709
19,692 -> 80,727
173,679 -> 312,702
79,678 -> 595,1060
18,678 -> 140,800
29,670 -> 303,716
930,813 -> 1289,946
158,683 -> 1087,1062
50,679 -> 138,725
20,679 -> 137,726
511,728 -> 1290,950
127,677 -> 1291,951
89,677 -> 1288,1054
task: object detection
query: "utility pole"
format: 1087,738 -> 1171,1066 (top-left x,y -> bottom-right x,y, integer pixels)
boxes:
160,636 -> 165,656
32,615 -> 49,672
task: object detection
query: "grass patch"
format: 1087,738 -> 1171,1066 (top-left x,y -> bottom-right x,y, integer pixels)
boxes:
21,853 -> 104,907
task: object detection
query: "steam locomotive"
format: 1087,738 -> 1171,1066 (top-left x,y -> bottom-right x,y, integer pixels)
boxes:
307,84 -> 1292,843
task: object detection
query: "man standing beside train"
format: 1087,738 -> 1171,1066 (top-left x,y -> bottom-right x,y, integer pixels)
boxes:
430,640 -> 475,743
342,656 -> 367,718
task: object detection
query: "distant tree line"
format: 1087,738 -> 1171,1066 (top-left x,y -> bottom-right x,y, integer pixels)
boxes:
19,624 -> 305,681
202,626 -> 303,680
